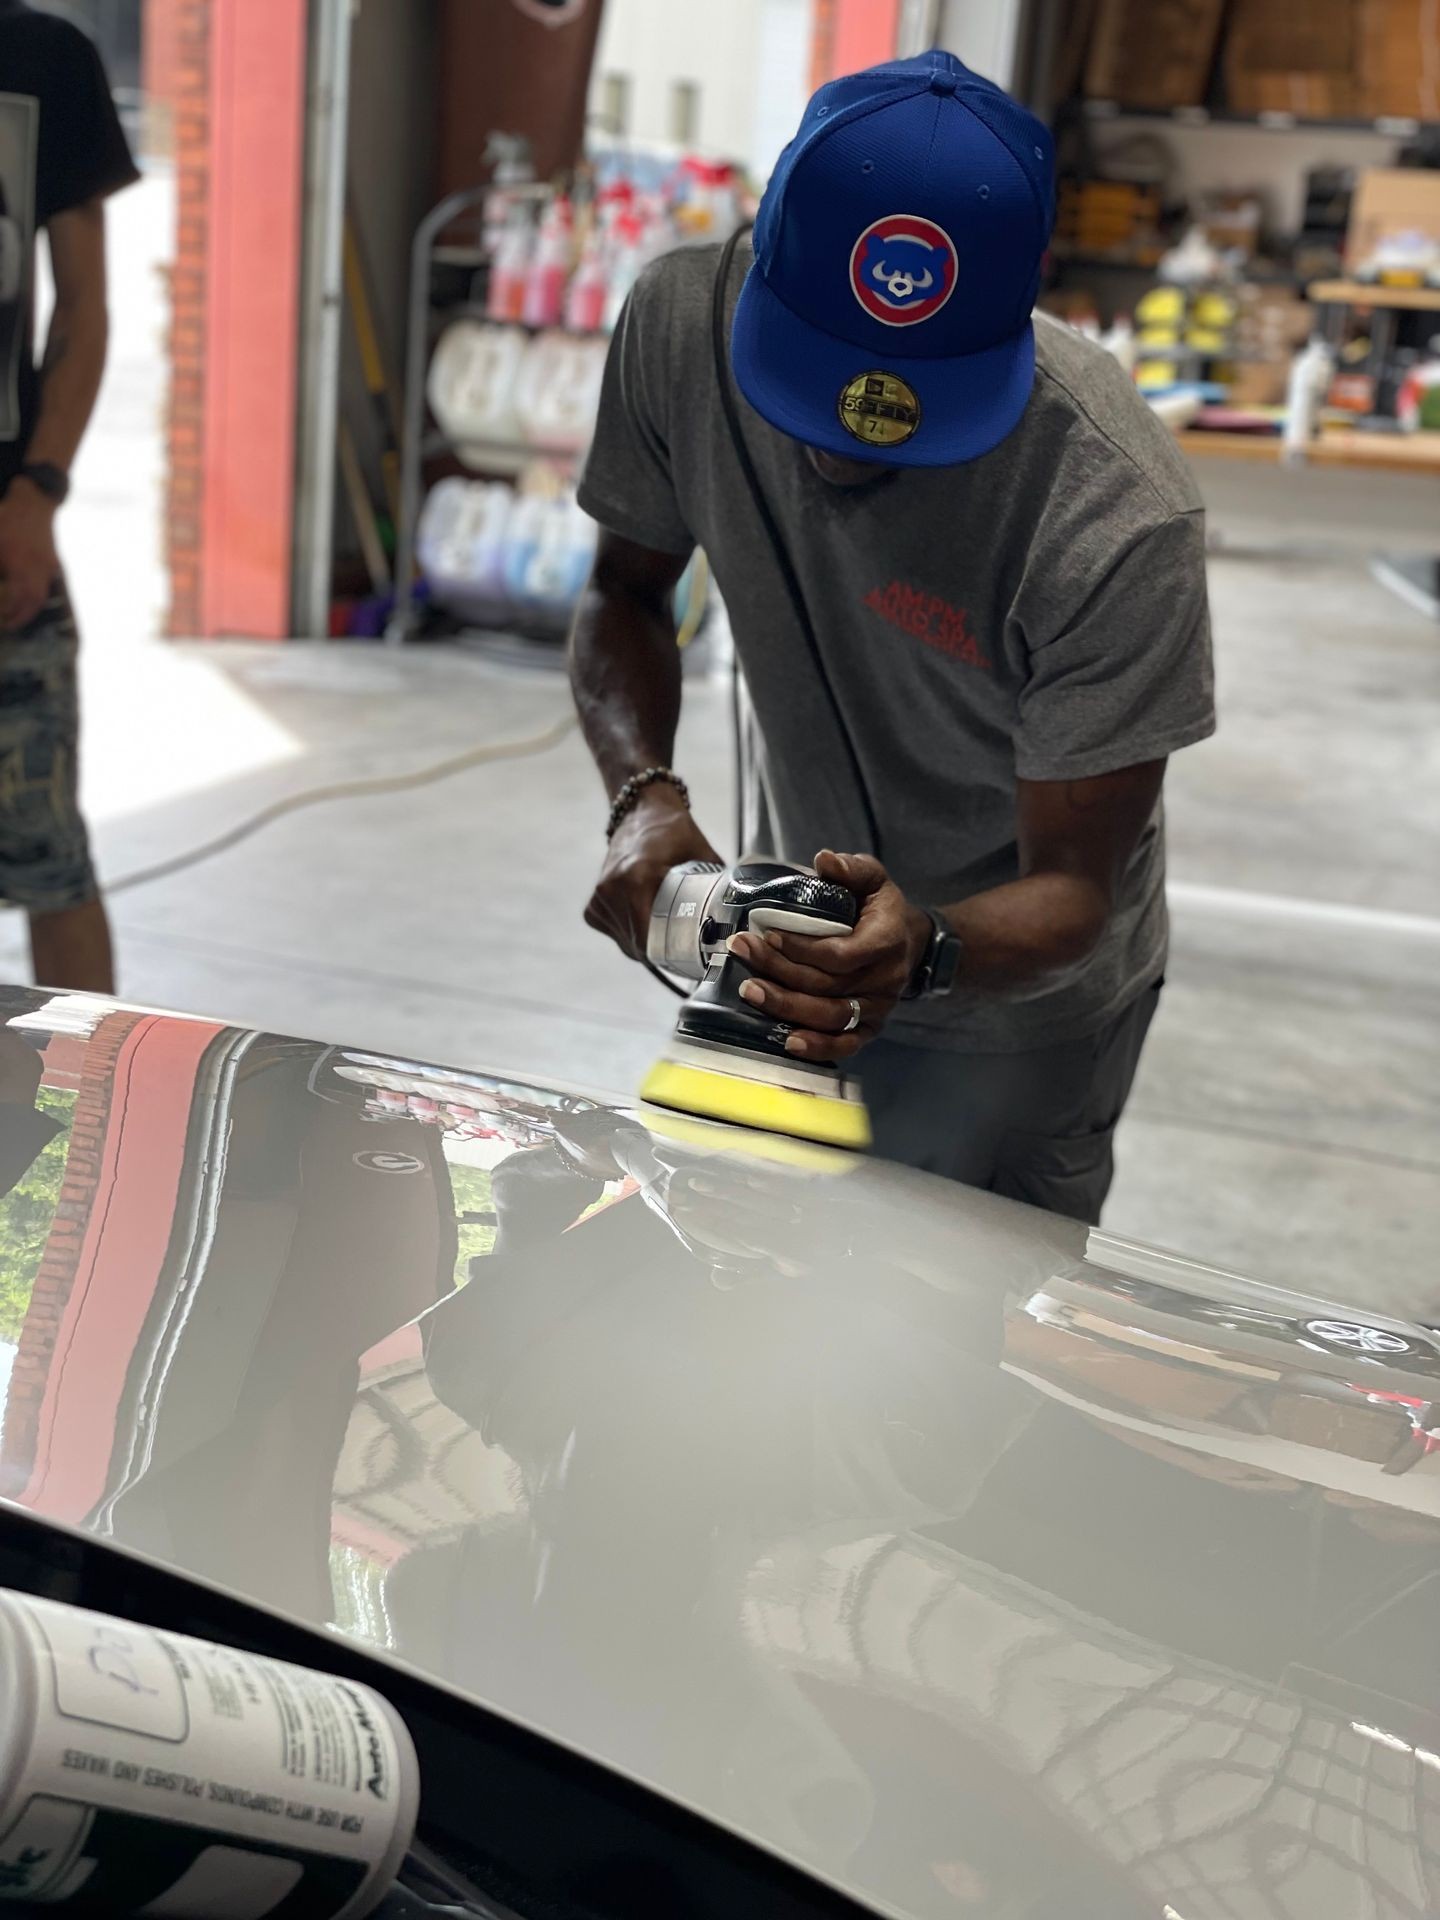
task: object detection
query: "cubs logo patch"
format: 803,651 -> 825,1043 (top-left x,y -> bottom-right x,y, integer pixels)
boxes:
849,214 -> 957,326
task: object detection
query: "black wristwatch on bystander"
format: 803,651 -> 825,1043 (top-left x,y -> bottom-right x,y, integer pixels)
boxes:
18,463 -> 70,506
905,908 -> 963,1001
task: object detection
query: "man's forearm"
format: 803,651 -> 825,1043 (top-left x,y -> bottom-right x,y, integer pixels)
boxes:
569,558 -> 683,799
26,297 -> 108,474
727,765 -> 1162,1057
937,870 -> 1111,995
573,534 -> 718,958
932,763 -> 1163,998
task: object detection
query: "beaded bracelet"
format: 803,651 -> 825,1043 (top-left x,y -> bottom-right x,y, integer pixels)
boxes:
606,766 -> 690,840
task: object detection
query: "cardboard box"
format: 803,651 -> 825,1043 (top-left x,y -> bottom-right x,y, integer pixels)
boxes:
1226,0 -> 1354,68
1085,0 -> 1226,108
1234,285 -> 1314,355
1224,0 -> 1358,116
1227,360 -> 1290,407
1228,71 -> 1359,116
1346,167 -> 1440,268
1357,0 -> 1440,119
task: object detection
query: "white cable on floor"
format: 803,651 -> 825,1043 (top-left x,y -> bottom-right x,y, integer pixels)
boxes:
1168,880 -> 1440,943
107,711 -> 578,895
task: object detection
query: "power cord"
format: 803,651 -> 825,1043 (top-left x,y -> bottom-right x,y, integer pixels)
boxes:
710,224 -> 883,859
102,709 -> 690,1005
644,958 -> 686,998
105,712 -> 579,895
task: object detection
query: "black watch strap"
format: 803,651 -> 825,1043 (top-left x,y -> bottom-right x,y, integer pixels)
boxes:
905,908 -> 963,1001
18,462 -> 69,505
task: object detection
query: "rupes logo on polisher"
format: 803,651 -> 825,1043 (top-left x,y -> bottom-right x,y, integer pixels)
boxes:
849,214 -> 957,325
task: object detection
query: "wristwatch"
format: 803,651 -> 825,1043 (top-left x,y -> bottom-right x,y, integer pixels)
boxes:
18,463 -> 70,506
905,907 -> 963,1001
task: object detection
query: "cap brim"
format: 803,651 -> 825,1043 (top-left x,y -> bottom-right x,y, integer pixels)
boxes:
731,265 -> 1035,468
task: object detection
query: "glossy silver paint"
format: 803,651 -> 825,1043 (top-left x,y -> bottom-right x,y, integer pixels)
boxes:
0,988 -> 1437,1919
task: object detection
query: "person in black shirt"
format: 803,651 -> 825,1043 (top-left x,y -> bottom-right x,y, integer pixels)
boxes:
0,1 -> 138,990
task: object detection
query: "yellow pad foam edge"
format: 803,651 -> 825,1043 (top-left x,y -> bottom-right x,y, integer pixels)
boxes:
639,1105 -> 856,1174
640,1058 -> 872,1152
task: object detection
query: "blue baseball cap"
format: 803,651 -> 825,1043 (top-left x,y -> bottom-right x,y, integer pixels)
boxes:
731,51 -> 1055,468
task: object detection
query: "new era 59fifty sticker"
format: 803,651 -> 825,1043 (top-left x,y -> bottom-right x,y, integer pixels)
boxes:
850,214 -> 957,325
838,371 -> 921,446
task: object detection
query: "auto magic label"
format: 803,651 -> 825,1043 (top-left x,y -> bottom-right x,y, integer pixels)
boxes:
0,1591 -> 419,1918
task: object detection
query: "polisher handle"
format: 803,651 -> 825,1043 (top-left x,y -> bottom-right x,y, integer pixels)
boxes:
747,907 -> 853,940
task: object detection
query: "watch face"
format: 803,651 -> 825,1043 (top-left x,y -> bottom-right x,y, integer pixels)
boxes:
906,912 -> 961,999
931,934 -> 962,996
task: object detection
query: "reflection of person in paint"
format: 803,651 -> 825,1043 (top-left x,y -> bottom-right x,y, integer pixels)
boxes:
574,53 -> 1215,1223
0,1023 -> 60,1205
87,1038 -> 459,1624
421,1112 -> 1034,1529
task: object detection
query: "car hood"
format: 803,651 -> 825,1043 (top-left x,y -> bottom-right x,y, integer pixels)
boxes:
0,988 -> 1437,1920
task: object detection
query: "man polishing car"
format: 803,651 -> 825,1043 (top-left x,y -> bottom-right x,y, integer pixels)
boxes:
572,52 -> 1215,1223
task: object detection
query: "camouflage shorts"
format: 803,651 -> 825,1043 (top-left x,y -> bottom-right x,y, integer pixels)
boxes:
0,584 -> 98,912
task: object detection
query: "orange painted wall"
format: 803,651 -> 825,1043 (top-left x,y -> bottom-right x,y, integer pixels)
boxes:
832,0 -> 902,75
813,0 -> 902,85
199,0 -> 307,638
142,0 -> 183,117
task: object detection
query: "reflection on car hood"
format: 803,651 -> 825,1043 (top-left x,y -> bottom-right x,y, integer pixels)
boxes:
0,988 -> 1436,1920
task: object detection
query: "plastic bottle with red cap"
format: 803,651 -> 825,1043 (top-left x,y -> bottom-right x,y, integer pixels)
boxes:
522,194 -> 573,329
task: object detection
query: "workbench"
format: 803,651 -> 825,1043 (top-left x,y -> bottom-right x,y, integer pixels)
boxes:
1307,280 -> 1440,315
1178,428 -> 1440,476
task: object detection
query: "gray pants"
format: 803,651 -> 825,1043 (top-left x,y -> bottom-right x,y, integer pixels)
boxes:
857,982 -> 1161,1225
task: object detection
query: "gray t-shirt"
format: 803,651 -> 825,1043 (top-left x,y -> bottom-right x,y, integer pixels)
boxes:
578,242 -> 1216,1052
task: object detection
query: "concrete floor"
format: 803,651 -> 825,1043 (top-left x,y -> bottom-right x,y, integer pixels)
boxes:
3,167 -> 1436,1321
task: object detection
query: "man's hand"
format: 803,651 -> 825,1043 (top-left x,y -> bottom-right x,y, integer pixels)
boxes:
726,850 -> 931,1062
585,787 -> 722,961
0,482 -> 60,631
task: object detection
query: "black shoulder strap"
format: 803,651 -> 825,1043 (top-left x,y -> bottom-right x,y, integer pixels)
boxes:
710,226 -> 881,858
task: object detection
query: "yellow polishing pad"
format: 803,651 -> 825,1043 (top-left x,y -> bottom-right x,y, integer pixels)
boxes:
639,1104 -> 856,1173
640,1058 -> 872,1152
